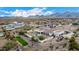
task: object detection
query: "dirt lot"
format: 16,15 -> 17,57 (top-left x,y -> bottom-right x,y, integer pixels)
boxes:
0,38 -> 8,48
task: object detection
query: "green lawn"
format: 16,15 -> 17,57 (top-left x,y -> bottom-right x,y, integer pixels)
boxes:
15,36 -> 28,46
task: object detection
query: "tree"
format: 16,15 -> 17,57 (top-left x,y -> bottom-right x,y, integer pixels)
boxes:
69,36 -> 75,43
72,22 -> 79,25
69,36 -> 79,50
76,28 -> 79,31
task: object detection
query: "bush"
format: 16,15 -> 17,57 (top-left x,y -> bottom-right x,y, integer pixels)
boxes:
72,22 -> 79,25
31,36 -> 38,42
19,32 -> 25,35
23,26 -> 32,30
38,35 -> 45,40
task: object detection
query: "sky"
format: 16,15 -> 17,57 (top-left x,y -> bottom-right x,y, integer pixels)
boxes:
0,7 -> 79,17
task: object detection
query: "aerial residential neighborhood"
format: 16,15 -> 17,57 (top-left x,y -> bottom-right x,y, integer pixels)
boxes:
0,7 -> 79,51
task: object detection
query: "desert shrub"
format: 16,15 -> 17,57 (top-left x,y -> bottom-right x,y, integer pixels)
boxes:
38,35 -> 45,40
31,36 -> 38,42
3,42 -> 14,51
19,31 -> 25,35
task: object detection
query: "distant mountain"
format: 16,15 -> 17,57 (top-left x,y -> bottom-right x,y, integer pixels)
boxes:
20,11 -> 79,18
44,11 -> 79,18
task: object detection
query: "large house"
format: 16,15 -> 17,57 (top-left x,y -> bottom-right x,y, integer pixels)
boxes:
34,28 -> 74,38
53,30 -> 74,38
34,28 -> 54,36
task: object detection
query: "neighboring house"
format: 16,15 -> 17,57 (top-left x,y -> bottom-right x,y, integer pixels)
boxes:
0,32 -> 4,37
13,22 -> 25,28
4,24 -> 15,30
0,28 -> 4,37
3,21 -> 25,30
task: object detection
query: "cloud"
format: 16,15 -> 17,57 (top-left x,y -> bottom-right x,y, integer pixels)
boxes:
0,8 -> 53,17
11,10 -> 24,17
11,8 -> 53,17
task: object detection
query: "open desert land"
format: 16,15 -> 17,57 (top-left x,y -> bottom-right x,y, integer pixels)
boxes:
0,17 -> 79,51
